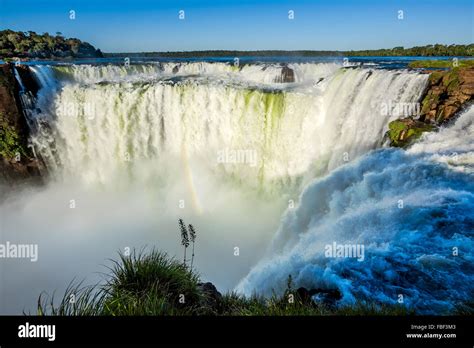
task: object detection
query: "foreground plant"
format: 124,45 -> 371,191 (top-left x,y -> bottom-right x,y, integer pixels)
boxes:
178,219 -> 190,266
39,249 -> 203,315
36,247 -> 425,316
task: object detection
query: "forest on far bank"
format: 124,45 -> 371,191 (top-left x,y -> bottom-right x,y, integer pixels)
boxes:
0,30 -> 103,59
1,29 -> 472,59
106,44 -> 474,58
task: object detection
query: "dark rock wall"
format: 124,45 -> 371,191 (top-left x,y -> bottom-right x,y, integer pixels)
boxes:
0,64 -> 43,186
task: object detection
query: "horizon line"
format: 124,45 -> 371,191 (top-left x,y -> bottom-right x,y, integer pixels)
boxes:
101,45 -> 473,54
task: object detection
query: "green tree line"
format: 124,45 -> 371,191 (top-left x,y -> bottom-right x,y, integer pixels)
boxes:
1,29 -> 472,59
106,44 -> 474,58
0,30 -> 103,59
345,44 -> 473,57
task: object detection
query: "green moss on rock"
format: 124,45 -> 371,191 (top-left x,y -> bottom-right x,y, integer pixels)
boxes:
387,118 -> 435,148
421,92 -> 440,115
428,71 -> 444,85
443,68 -> 461,93
0,113 -> 26,160
419,66 -> 473,124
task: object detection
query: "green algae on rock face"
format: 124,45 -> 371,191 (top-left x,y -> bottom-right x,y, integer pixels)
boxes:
443,68 -> 461,93
428,70 -> 444,85
387,118 -> 435,148
421,91 -> 440,115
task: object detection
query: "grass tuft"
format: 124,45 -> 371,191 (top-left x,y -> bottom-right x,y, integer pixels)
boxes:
38,249 -> 203,316
36,248 -> 467,316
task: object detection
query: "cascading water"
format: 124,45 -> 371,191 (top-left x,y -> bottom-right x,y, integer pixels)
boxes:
29,62 -> 427,194
236,105 -> 474,314
5,61 -> 468,315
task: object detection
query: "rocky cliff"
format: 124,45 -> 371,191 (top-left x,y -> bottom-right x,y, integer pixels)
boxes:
0,64 -> 43,186
387,64 -> 474,147
420,67 -> 474,123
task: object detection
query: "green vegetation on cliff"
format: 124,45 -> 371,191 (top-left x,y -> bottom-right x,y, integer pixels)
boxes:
419,65 -> 473,124
0,112 -> 27,160
387,59 -> 473,149
0,30 -> 103,59
408,59 -> 474,68
421,68 -> 456,118
387,119 -> 435,148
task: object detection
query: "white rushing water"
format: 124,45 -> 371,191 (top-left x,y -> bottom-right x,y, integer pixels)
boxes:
3,61 -> 470,314
237,105 -> 474,314
29,62 -> 427,193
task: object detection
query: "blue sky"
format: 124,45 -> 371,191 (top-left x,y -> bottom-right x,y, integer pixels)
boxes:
0,0 -> 472,52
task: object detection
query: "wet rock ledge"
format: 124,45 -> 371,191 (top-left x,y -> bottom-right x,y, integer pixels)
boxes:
387,61 -> 474,147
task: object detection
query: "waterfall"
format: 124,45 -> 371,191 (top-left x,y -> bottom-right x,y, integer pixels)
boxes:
236,106 -> 474,314
4,62 -> 452,314
28,62 -> 428,193
11,67 -> 39,138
